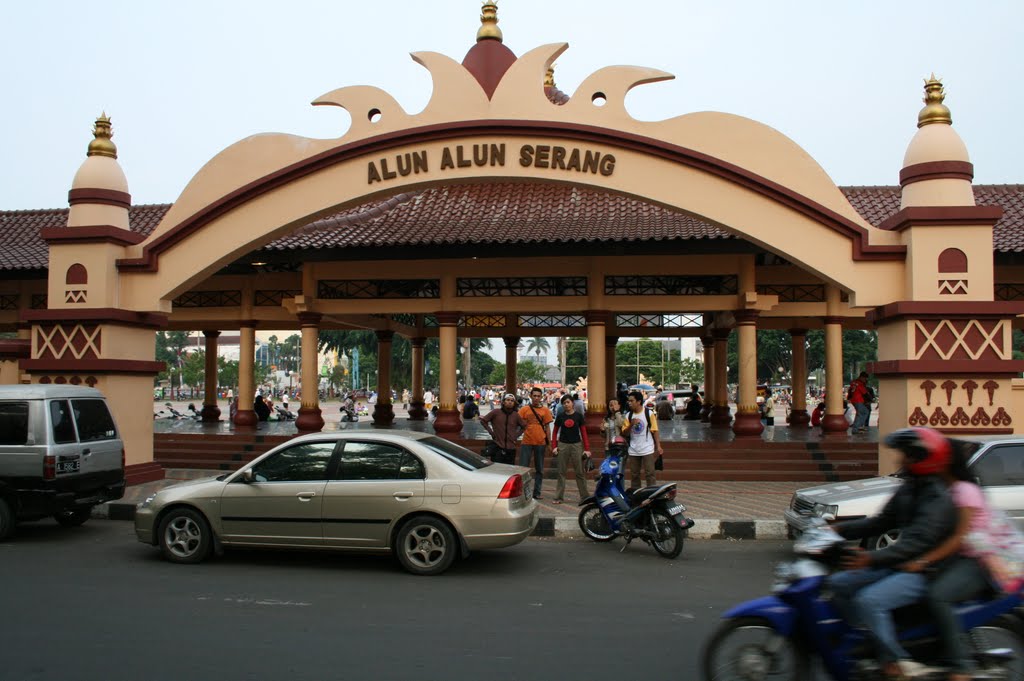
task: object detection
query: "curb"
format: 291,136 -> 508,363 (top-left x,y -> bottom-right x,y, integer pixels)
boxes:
95,503 -> 788,541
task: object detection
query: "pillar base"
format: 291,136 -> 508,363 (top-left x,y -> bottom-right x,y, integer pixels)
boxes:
433,408 -> 462,434
407,400 -> 427,420
296,406 -> 325,432
732,410 -> 765,437
709,404 -> 732,427
822,414 -> 850,435
200,404 -> 221,422
788,408 -> 810,427
233,409 -> 257,428
372,402 -> 396,426
584,410 -> 607,446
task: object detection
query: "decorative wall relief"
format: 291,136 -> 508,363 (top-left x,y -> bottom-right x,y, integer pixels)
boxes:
64,263 -> 87,304
912,319 -> 1008,361
938,248 -> 968,295
912,378 -> 1008,432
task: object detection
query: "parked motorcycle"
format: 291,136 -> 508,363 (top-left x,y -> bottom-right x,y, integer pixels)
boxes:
577,438 -> 693,559
274,405 -> 296,421
339,401 -> 359,422
185,404 -> 204,421
701,518 -> 1024,680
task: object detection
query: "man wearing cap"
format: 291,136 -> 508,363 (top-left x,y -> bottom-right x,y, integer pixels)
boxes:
481,393 -> 526,465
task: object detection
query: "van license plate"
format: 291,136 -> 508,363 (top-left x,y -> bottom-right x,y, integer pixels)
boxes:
57,460 -> 80,475
668,504 -> 684,516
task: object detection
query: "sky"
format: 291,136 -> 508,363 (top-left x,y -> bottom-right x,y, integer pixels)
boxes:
1,1 -> 1021,211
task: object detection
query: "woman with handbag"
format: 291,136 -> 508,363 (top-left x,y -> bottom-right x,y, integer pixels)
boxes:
551,395 -> 590,504
600,398 -> 626,450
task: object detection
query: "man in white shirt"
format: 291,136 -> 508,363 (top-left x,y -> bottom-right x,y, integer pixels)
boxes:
621,390 -> 663,489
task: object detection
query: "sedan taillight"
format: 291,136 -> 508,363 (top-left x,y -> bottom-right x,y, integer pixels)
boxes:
498,475 -> 524,499
43,454 -> 56,480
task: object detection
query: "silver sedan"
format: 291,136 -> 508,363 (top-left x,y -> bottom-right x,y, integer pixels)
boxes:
135,431 -> 538,575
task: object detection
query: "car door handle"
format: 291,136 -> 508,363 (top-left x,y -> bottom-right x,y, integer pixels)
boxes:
394,492 -> 414,500
296,492 -> 316,501
82,449 -> 91,456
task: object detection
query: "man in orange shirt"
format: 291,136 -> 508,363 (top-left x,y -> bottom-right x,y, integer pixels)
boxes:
518,386 -> 554,500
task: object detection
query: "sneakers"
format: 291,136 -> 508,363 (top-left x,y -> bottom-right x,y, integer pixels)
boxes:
897,660 -> 942,678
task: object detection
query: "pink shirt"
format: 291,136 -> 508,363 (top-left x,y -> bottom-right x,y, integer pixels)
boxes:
952,480 -> 991,557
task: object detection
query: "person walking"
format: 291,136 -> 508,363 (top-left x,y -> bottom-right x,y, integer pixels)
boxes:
551,395 -> 591,504
763,390 -> 776,427
848,371 -> 871,432
518,386 -> 553,500
481,393 -> 525,464
622,390 -> 663,489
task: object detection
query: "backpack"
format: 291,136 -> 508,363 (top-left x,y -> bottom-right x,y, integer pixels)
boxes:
864,385 -> 875,404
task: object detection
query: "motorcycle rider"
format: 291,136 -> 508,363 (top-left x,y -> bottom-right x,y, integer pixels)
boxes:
828,427 -> 958,680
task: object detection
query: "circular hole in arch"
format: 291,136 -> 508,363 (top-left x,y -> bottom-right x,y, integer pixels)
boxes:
368,108 -> 382,123
591,92 -> 607,107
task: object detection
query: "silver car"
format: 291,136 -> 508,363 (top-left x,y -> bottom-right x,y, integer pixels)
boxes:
785,435 -> 1024,549
135,431 -> 538,575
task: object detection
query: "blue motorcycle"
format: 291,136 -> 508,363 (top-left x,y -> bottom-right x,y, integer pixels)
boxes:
702,519 -> 1024,680
577,442 -> 694,559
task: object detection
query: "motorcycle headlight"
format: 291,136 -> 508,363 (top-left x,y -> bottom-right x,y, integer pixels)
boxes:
813,503 -> 838,518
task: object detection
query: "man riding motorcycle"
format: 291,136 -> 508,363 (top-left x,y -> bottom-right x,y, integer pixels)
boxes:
828,427 -> 958,680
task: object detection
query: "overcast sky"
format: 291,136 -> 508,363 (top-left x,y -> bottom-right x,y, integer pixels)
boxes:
1,0 -> 1021,211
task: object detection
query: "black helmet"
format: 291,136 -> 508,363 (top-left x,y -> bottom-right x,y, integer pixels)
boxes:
883,427 -> 951,476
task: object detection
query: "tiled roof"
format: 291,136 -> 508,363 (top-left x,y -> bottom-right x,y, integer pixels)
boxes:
3,184 -> 1024,271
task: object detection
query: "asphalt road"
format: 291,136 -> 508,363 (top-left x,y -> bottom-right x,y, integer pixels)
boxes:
0,520 -> 792,681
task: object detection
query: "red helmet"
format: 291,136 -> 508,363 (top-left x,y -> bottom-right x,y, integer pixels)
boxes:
884,427 -> 951,476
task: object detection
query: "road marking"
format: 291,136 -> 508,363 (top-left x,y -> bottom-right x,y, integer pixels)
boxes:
197,596 -> 311,607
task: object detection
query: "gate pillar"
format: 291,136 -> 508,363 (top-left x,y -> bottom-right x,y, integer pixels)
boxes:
868,77 -> 1024,472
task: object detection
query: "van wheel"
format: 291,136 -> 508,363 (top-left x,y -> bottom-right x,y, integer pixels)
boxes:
395,515 -> 457,576
158,508 -> 212,564
54,508 -> 91,527
0,497 -> 12,541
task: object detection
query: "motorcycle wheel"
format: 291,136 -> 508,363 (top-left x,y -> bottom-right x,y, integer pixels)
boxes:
577,504 -> 615,542
649,508 -> 684,559
969,615 -> 1024,679
702,617 -> 809,681
340,412 -> 350,422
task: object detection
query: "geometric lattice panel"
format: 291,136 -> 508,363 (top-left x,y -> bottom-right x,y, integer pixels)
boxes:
255,290 -> 302,306
605,275 -> 738,295
616,313 -> 703,328
457,277 -> 587,297
518,314 -> 586,328
173,290 -> 242,308
756,284 -> 825,302
318,280 -> 440,299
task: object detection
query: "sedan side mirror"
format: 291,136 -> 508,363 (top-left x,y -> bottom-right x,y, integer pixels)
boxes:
241,469 -> 255,484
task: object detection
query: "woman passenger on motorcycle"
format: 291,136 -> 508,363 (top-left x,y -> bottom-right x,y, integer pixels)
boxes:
901,440 -> 993,681
828,427 -> 958,680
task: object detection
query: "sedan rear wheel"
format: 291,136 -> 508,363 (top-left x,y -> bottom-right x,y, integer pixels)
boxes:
158,507 -> 212,564
865,529 -> 901,551
395,516 -> 457,576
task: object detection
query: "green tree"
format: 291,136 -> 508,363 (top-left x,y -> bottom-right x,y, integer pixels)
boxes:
615,339 -> 665,386
181,349 -> 205,392
806,329 -> 878,382
1014,330 -> 1024,360
487,362 -> 507,386
517,359 -> 547,385
565,338 -> 588,386
525,337 -> 550,364
679,357 -> 705,385
155,330 -> 190,397
218,357 -> 238,392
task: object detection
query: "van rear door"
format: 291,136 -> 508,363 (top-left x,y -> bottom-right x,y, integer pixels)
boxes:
69,398 -> 122,479
47,399 -> 83,479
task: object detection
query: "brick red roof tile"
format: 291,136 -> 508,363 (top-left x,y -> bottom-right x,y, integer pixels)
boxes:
3,184 -> 1024,271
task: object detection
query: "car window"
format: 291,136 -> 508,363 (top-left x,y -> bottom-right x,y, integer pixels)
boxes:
49,400 -> 77,444
0,402 -> 29,445
71,399 -> 117,442
252,442 -> 336,482
337,441 -> 424,480
417,436 -> 492,470
970,445 -> 1024,487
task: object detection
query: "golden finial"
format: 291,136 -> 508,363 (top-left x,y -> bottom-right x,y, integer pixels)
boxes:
477,1 -> 502,42
87,112 -> 117,158
544,65 -> 556,88
918,74 -> 952,128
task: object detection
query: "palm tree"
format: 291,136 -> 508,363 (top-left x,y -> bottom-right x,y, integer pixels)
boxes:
557,337 -> 567,388
526,337 -> 550,366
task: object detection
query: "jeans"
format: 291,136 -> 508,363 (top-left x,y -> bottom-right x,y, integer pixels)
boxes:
519,444 -> 546,498
829,567 -> 927,663
852,402 -> 870,430
928,556 -> 988,673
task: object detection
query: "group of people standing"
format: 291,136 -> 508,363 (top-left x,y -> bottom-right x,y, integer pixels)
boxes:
481,387 -> 664,503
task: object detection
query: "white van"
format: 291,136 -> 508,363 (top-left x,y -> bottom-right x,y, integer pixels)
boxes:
0,385 -> 125,540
